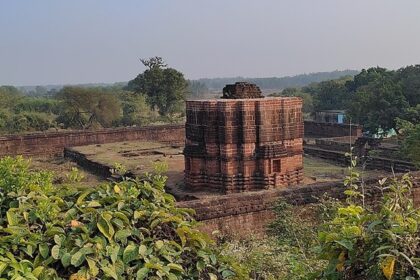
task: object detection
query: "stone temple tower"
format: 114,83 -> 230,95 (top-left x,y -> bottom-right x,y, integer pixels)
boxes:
184,82 -> 303,194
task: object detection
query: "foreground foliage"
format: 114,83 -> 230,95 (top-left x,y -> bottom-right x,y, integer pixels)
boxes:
0,156 -> 235,279
221,237 -> 324,280
318,159 -> 420,279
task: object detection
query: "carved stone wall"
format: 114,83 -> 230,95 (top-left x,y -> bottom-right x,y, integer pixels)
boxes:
184,97 -> 304,193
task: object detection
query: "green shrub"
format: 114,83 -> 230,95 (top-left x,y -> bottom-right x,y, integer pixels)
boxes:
0,156 -> 235,279
317,158 -> 420,279
221,237 -> 325,280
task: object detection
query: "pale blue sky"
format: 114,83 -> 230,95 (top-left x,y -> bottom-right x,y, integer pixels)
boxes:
1,0 -> 420,86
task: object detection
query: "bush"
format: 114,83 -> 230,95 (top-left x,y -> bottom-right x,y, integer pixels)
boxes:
317,159 -> 420,279
221,237 -> 325,280
0,156 -> 235,279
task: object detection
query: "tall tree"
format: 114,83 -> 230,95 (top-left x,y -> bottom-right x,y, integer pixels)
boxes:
347,74 -> 408,134
118,91 -> 158,126
0,86 -> 22,109
307,79 -> 350,111
56,87 -> 121,129
397,65 -> 420,107
126,57 -> 188,115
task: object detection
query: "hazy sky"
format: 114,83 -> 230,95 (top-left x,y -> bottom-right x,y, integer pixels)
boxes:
1,0 -> 420,86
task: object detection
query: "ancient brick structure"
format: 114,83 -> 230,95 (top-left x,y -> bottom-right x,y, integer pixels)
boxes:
0,125 -> 184,157
184,87 -> 304,193
222,82 -> 264,99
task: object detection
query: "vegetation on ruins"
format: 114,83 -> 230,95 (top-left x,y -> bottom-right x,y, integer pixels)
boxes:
317,158 -> 420,279
222,157 -> 420,280
0,156 -> 237,279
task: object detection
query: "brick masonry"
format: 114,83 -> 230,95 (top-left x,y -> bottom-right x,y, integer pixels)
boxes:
304,146 -> 417,173
0,125 -> 185,157
184,96 -> 304,193
178,171 -> 420,237
222,82 -> 264,99
305,120 -> 362,138
0,122 -> 358,157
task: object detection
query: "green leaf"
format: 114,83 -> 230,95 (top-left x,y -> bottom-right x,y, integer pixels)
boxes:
102,264 -> 118,280
168,273 -> 178,280
45,226 -> 65,236
6,209 -> 19,226
97,215 -> 115,242
335,240 -> 353,251
123,244 -> 138,263
61,253 -> 71,267
87,201 -> 101,208
32,266 -> 44,278
167,263 -> 184,272
114,212 -> 130,224
115,229 -> 132,243
51,245 -> 60,260
155,240 -> 164,250
0,262 -> 8,275
196,260 -> 205,271
222,269 -> 235,278
76,189 -> 92,205
70,251 -> 86,267
54,234 -> 63,245
39,243 -> 49,258
138,245 -> 147,257
108,244 -> 120,264
134,210 -> 146,220
87,257 -> 99,277
176,228 -> 187,247
209,273 -> 217,280
136,267 -> 149,280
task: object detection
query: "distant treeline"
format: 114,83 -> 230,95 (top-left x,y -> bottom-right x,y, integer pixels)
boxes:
16,70 -> 358,97
271,65 -> 420,135
195,70 -> 359,90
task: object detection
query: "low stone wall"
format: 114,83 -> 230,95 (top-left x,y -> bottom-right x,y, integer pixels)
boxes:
0,121 -> 361,157
64,148 -> 114,178
314,138 -> 353,152
304,146 -> 417,173
304,121 -> 362,138
0,125 -> 185,157
178,172 -> 420,237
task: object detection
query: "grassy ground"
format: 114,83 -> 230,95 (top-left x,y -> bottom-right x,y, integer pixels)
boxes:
29,156 -> 104,187
303,155 -> 388,183
72,141 -> 185,187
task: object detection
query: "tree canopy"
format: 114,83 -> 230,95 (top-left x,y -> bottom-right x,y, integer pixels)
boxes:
127,57 -> 188,116
56,87 -> 121,129
279,65 -> 420,135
